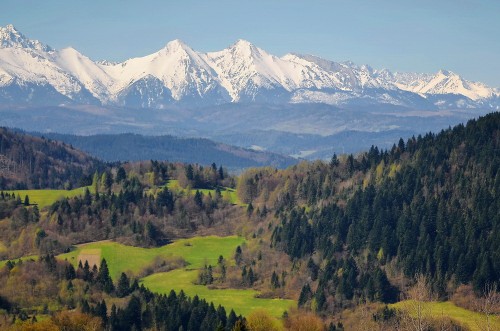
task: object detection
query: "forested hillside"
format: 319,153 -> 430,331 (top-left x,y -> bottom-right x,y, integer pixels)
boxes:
30,132 -> 296,169
0,128 -> 105,190
237,112 -> 499,313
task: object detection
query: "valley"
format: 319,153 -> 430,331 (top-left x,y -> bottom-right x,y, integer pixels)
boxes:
0,112 -> 498,330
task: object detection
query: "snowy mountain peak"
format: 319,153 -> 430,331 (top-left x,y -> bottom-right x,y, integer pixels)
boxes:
164,39 -> 189,51
0,24 -> 52,52
0,25 -> 497,109
228,39 -> 264,57
437,69 -> 456,77
233,39 -> 255,48
392,68 -> 497,101
158,39 -> 202,61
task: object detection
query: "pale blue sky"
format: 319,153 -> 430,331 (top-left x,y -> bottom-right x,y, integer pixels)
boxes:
1,0 -> 499,87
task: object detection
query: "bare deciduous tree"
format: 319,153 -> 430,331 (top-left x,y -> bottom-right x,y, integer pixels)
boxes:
475,282 -> 500,331
400,274 -> 435,331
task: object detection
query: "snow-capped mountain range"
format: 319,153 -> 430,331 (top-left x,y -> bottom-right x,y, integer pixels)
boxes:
0,24 -> 498,109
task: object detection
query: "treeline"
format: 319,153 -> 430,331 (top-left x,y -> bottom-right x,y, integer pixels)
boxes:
240,112 -> 499,312
0,256 -> 244,331
0,128 -> 105,190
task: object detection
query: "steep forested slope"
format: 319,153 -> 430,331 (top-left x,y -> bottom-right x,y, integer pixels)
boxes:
0,128 -> 105,189
237,112 -> 499,312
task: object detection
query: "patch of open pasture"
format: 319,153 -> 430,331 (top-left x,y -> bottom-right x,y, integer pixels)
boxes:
58,236 -> 245,279
392,300 -> 500,331
141,269 -> 294,318
77,248 -> 101,268
4,186 -> 90,209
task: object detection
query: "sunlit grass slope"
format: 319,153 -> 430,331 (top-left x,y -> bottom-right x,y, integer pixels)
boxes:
5,187 -> 89,208
392,300 -> 500,331
58,236 -> 244,279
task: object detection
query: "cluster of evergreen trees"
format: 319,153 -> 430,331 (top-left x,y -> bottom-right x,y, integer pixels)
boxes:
96,289 -> 244,331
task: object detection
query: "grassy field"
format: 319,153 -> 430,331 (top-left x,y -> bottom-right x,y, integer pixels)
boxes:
142,269 -> 294,318
166,180 -> 242,205
4,187 -> 90,208
392,300 -> 500,331
58,236 -> 294,318
0,255 -> 38,268
58,236 -> 245,279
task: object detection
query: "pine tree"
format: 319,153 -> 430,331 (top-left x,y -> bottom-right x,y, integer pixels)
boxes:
235,246 -> 242,265
227,310 -> 237,331
116,166 -> 126,183
247,267 -> 255,286
95,300 -> 108,327
298,283 -> 313,308
271,271 -> 280,289
117,272 -> 130,298
125,295 -> 142,331
194,190 -> 203,208
97,259 -> 114,293
65,264 -> 76,280
83,260 -> 91,281
186,164 -> 194,181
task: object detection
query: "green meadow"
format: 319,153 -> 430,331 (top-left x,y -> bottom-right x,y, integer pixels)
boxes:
392,300 -> 500,331
59,236 -> 245,279
4,187 -> 90,208
142,269 -> 294,318
58,236 -> 294,318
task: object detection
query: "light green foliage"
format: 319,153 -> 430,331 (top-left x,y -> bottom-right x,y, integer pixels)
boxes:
4,187 -> 90,209
58,236 -> 245,279
167,180 -> 242,205
92,171 -> 99,194
392,300 -> 500,331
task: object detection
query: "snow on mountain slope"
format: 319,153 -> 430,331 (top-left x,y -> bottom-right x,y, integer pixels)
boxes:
103,39 -> 229,103
0,24 -> 498,108
0,24 -> 51,52
283,54 -> 396,91
51,47 -> 114,101
207,40 -> 305,101
0,47 -> 90,99
393,70 -> 496,101
0,25 -> 97,103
